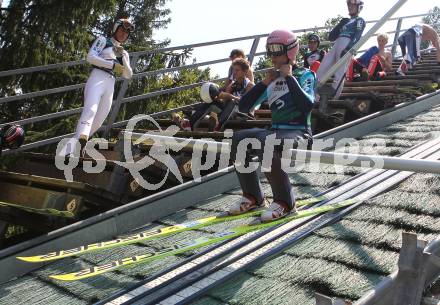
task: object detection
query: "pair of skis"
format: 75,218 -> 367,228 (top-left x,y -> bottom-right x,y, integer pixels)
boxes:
17,196 -> 356,281
17,196 -> 327,263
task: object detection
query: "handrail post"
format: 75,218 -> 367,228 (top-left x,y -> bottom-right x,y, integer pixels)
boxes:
247,38 -> 260,65
103,54 -> 139,139
392,18 -> 403,58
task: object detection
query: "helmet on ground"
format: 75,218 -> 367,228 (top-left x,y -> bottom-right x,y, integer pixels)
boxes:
1,124 -> 24,149
200,82 -> 221,103
308,34 -> 321,47
347,0 -> 364,12
266,29 -> 299,61
112,18 -> 135,36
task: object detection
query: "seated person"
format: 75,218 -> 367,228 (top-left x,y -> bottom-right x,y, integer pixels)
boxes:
347,33 -> 392,81
173,59 -> 255,132
303,34 -> 326,73
225,58 -> 255,98
171,83 -> 238,132
397,24 -> 440,75
224,48 -> 254,89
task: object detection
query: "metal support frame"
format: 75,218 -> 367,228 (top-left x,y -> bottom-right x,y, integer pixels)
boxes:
392,18 -> 403,58
392,232 -> 429,305
355,233 -> 440,305
247,38 -> 260,65
315,293 -> 346,305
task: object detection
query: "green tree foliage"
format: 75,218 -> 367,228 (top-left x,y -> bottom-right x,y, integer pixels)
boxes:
421,6 -> 440,49
423,6 -> 440,32
0,0 -> 210,147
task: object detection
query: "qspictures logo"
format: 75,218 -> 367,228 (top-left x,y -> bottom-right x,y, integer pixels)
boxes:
55,114 -> 386,191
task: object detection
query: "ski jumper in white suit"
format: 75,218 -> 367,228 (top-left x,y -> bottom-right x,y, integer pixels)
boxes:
59,37 -> 132,156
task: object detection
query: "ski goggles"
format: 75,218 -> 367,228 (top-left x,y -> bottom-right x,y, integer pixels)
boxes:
266,44 -> 287,57
266,40 -> 298,57
120,20 -> 135,33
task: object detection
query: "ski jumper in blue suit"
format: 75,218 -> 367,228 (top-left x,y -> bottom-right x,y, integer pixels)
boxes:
317,17 -> 366,98
230,66 -> 316,209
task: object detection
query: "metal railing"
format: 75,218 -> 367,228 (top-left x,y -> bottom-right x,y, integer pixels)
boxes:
0,10 -> 435,155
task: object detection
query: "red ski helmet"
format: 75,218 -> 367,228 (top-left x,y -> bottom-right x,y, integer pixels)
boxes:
1,124 -> 25,149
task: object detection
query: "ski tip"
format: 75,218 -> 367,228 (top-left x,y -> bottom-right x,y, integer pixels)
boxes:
16,256 -> 42,263
16,255 -> 60,263
49,273 -> 76,281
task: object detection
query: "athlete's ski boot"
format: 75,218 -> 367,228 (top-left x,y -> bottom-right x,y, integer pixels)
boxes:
260,201 -> 296,223
229,194 -> 265,215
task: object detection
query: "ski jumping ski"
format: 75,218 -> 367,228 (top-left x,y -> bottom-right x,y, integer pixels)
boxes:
17,196 -> 326,263
49,199 -> 356,281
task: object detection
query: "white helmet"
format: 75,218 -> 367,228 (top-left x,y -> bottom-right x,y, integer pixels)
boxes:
200,82 -> 220,103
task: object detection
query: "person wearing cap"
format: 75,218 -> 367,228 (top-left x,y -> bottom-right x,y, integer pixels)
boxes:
303,34 -> 326,73
59,18 -> 134,157
316,0 -> 366,99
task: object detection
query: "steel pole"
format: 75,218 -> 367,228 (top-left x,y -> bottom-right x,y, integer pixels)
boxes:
124,132 -> 440,174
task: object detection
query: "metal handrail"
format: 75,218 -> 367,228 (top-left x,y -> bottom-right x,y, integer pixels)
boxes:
0,27 -> 420,107
0,12 -> 432,78
0,11 -> 434,153
0,101 -> 201,156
